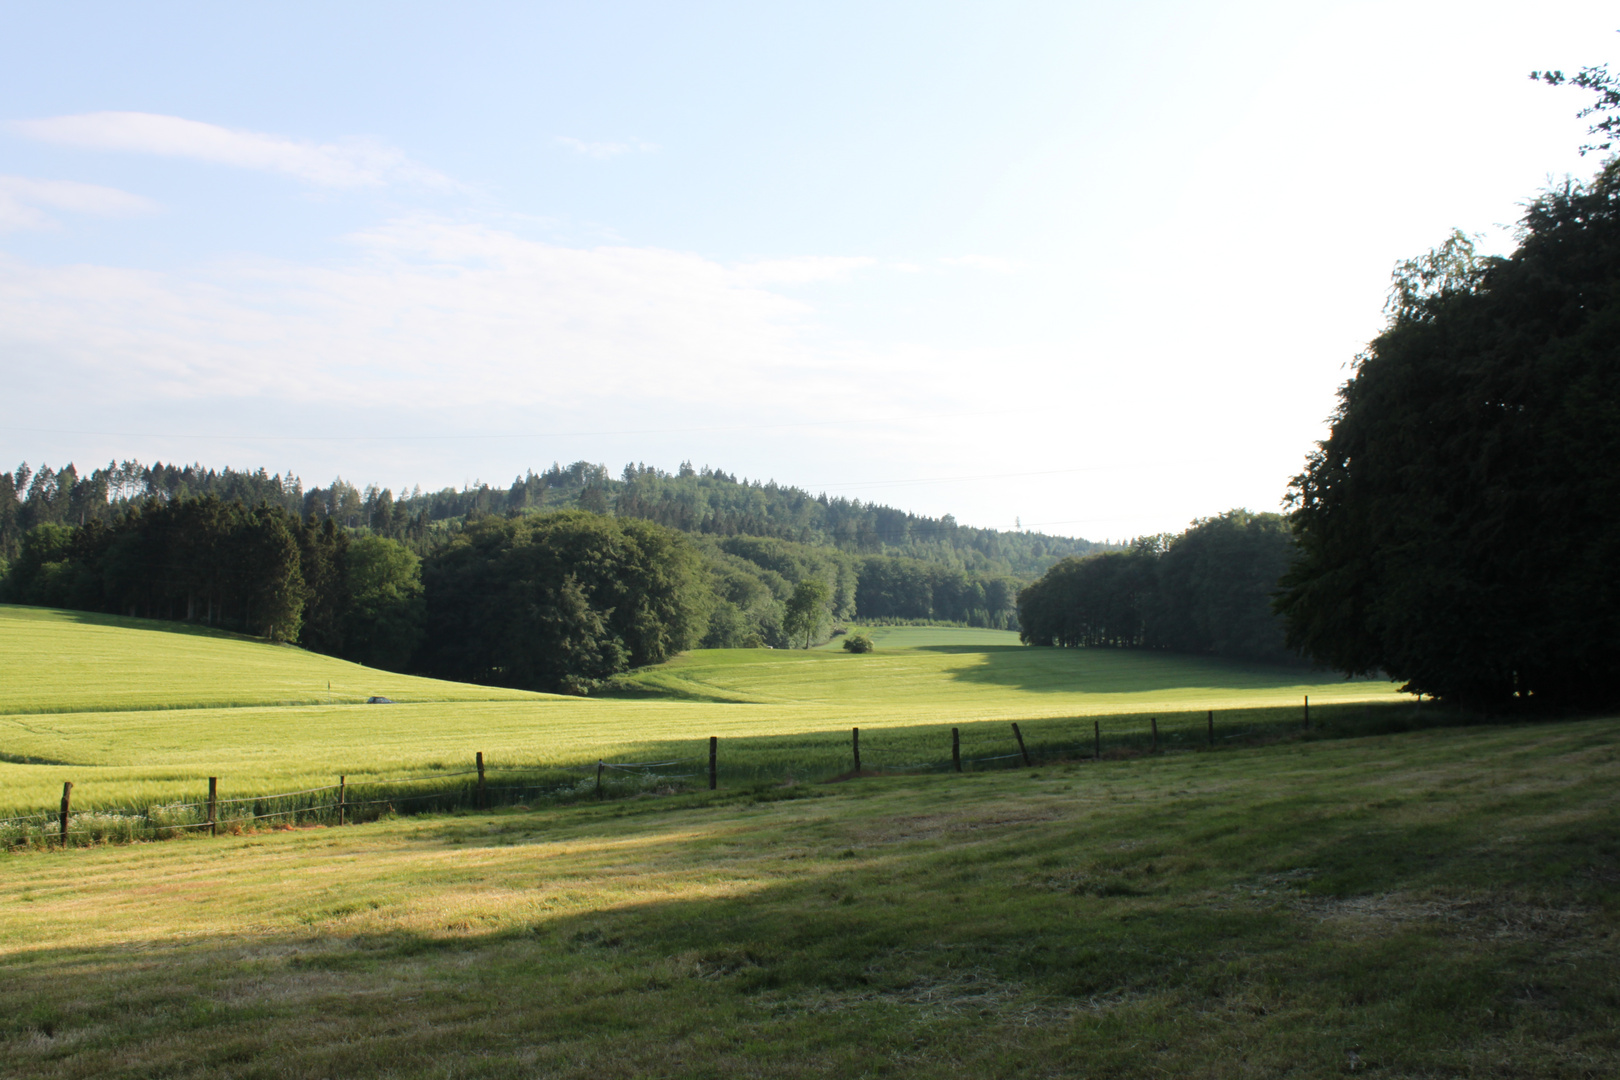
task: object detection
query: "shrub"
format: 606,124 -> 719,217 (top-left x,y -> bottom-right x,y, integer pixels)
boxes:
842,632 -> 874,653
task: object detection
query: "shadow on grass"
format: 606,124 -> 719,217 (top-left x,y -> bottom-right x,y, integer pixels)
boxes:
929,644 -> 1382,696
13,603 -> 282,646
3,738 -> 1617,1080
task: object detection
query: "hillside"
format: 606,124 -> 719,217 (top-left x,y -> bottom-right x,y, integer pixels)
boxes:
0,605 -> 546,716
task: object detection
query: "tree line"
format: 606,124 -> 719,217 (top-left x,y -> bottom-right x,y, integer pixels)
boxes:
1018,510 -> 1297,664
4,497 -> 425,669
0,490 -> 1028,691
0,457 -> 1099,578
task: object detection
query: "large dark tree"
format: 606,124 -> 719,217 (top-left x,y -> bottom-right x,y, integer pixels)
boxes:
1276,164 -> 1620,707
420,511 -> 710,692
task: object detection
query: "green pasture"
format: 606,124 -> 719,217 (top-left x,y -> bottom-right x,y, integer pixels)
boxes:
0,604 -> 544,714
2,716 -> 1616,1078
0,605 -> 1402,814
814,625 -> 1027,649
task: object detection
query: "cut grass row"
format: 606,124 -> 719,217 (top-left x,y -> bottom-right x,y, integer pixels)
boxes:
2,716 -> 1615,1078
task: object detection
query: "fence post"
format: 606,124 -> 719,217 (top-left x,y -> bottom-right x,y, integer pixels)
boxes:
596,760 -> 604,798
1303,695 -> 1310,729
1151,717 -> 1159,754
709,736 -> 718,791
476,752 -> 486,809
338,775 -> 346,827
59,781 -> 72,848
852,727 -> 861,773
952,727 -> 961,773
1094,720 -> 1101,760
1207,709 -> 1214,746
1012,723 -> 1031,766
208,776 -> 218,837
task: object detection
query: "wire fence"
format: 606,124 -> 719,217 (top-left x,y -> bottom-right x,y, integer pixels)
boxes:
4,697 -> 1419,851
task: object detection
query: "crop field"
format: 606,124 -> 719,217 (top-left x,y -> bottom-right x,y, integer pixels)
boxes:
2,714 -> 1617,1078
0,607 -> 1403,815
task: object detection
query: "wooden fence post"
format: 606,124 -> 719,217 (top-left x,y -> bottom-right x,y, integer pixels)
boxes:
1303,695 -> 1310,729
476,752 -> 486,809
852,727 -> 861,773
1151,717 -> 1159,754
596,760 -> 604,798
208,776 -> 218,837
1012,723 -> 1031,766
338,775 -> 346,827
951,727 -> 961,773
59,781 -> 72,848
1207,709 -> 1214,746
708,736 -> 718,791
1094,720 -> 1101,760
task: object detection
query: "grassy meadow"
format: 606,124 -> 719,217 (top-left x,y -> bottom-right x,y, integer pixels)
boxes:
0,604 -> 545,715
0,606 -> 1403,814
2,715 -> 1616,1077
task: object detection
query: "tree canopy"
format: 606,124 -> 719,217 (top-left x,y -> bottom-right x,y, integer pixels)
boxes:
1276,163 -> 1620,707
419,512 -> 711,692
1017,510 -> 1296,663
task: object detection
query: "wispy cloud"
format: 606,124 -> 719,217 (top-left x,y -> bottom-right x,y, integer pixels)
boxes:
12,112 -> 454,189
555,136 -> 659,159
0,175 -> 158,231
0,220 -> 930,413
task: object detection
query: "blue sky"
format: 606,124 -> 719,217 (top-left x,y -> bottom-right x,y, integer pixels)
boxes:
0,1 -> 1612,538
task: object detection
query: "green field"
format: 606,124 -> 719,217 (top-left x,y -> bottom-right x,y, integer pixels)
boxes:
0,606 -> 1403,814
0,605 -> 545,715
2,715 -> 1616,1078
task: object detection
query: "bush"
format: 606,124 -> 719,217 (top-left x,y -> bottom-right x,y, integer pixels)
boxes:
842,632 -> 874,653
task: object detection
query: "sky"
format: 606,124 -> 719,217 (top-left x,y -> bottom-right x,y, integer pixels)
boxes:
0,1 -> 1613,541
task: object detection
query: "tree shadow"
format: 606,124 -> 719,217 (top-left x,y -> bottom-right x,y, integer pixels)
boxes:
923,644 -> 1346,695
2,746 -> 1610,1079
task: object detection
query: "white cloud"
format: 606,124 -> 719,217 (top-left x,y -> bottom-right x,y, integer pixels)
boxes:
555,136 -> 659,159
12,112 -> 454,189
0,175 -> 158,231
0,220 -> 940,416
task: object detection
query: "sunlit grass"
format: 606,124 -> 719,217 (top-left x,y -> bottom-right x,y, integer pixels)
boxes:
1,717 -> 1615,1078
0,605 -> 1402,813
0,605 -> 546,714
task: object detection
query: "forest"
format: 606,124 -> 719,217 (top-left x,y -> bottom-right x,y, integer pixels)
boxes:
0,458 -> 1093,577
1016,510 -> 1297,664
0,457 -> 1086,691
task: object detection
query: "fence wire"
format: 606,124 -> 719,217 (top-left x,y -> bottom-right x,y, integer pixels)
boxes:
5,707 -> 1330,849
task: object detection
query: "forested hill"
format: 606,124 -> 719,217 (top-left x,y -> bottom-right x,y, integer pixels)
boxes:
0,458 -> 1100,578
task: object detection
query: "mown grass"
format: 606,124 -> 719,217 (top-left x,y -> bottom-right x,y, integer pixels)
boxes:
1,606 -> 1402,814
2,716 -> 1615,1078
